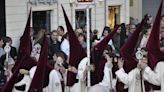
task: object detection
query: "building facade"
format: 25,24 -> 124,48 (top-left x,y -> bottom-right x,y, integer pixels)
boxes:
130,0 -> 164,23
5,0 -> 130,48
142,0 -> 164,18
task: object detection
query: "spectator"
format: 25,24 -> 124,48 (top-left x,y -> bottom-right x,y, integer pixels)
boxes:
161,15 -> 164,27
147,15 -> 153,27
0,36 -> 5,58
48,30 -> 61,60
112,25 -> 121,54
120,23 -> 128,47
31,28 -> 45,61
160,27 -> 164,51
128,24 -> 136,37
78,33 -> 87,50
75,28 -> 83,37
60,33 -> 70,57
140,26 -> 151,48
3,36 -> 17,60
100,26 -> 115,51
125,24 -> 130,36
57,26 -> 65,42
91,29 -> 99,43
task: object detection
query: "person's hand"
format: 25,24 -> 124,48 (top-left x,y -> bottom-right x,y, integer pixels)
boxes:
160,47 -> 164,52
53,54 -> 57,61
14,56 -> 17,60
139,61 -> 148,70
113,57 -> 117,62
104,53 -> 112,63
4,70 -> 10,76
117,58 -> 124,69
68,66 -> 77,73
86,64 -> 95,72
71,66 -> 78,73
19,69 -> 29,75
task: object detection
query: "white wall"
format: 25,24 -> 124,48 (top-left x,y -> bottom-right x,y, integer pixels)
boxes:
130,0 -> 164,22
53,0 -> 106,36
6,0 -> 58,48
130,0 -> 142,22
6,0 -> 130,48
142,0 -> 164,20
6,0 -> 29,48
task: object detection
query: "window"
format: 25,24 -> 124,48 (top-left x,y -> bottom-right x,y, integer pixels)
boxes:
75,9 -> 92,30
32,11 -> 51,33
130,0 -> 133,7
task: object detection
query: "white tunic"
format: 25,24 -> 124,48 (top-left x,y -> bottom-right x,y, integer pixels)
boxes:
13,75 -> 31,92
44,70 -> 63,92
70,57 -> 88,92
30,66 -> 63,92
99,61 -> 115,88
115,68 -> 145,92
13,66 -> 62,92
88,61 -> 115,92
143,62 -> 164,92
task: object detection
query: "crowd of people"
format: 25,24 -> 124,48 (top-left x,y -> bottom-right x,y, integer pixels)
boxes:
0,4 -> 164,92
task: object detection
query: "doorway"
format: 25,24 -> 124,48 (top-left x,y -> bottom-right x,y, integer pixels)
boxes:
108,6 -> 120,28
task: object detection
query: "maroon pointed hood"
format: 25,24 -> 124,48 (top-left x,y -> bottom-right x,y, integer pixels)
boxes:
28,35 -> 48,92
90,25 -> 120,86
120,16 -> 147,73
91,25 -> 120,63
61,5 -> 87,86
116,16 -> 147,92
146,0 -> 164,69
1,9 -> 34,92
12,8 -> 32,72
2,56 -> 36,92
18,8 -> 32,57
144,0 -> 163,91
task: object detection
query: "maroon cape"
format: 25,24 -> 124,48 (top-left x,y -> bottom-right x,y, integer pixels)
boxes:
61,5 -> 87,86
146,0 -> 163,90
117,15 -> 147,92
146,0 -> 164,69
90,25 -> 120,86
2,9 -> 33,92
